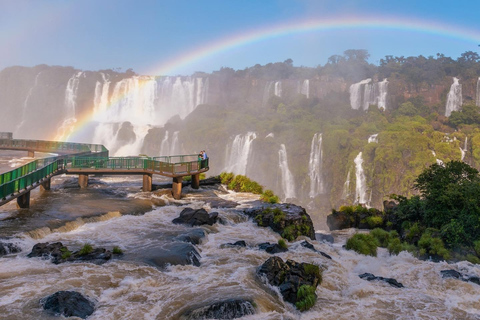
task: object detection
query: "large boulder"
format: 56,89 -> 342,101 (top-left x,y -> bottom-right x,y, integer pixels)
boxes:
257,256 -> 321,311
174,229 -> 206,245
27,242 -> 112,265
181,299 -> 256,319
41,291 -> 95,319
146,242 -> 201,268
173,208 -> 219,226
244,203 -> 315,241
258,242 -> 288,254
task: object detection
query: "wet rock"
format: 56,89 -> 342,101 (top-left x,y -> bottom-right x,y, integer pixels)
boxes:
258,242 -> 288,254
221,240 -> 247,248
0,241 -> 21,256
257,256 -> 321,310
359,273 -> 404,288
172,208 -> 219,226
147,242 -> 201,268
174,229 -> 206,245
300,241 -> 332,260
441,269 -> 480,285
182,299 -> 256,319
315,233 -> 334,243
27,242 -> 112,265
41,291 -> 95,319
244,203 -> 315,241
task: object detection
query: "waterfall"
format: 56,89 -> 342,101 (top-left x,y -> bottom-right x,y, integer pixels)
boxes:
278,144 -> 296,200
170,131 -> 180,155
16,71 -> 43,134
476,78 -> 480,107
55,72 -> 83,140
445,77 -> 462,117
224,132 -> 257,175
93,73 -> 111,117
301,80 -> 310,98
274,81 -> 282,97
368,134 -> 378,143
308,133 -> 324,198
342,170 -> 351,200
460,136 -> 468,161
159,131 -> 170,156
265,133 -> 274,139
262,81 -> 274,107
354,152 -> 367,205
159,131 -> 180,156
349,78 -> 388,111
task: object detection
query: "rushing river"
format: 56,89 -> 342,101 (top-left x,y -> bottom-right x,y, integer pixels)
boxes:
0,152 -> 480,320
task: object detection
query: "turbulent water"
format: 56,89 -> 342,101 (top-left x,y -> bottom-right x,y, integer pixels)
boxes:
1,152 -> 480,319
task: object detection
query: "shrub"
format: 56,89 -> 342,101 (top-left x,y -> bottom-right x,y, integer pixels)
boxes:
474,240 -> 480,257
227,175 -> 263,194
346,233 -> 378,256
466,254 -> 480,264
112,246 -> 123,254
78,243 -> 93,256
219,172 -> 235,185
366,216 -> 383,228
278,239 -> 288,249
60,247 -> 71,260
295,285 -> 317,311
370,228 -> 390,247
303,263 -> 321,279
260,189 -> 279,203
418,232 -> 450,260
405,222 -> 424,244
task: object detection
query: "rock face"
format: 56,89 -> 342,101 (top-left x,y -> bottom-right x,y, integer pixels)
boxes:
327,207 -> 384,231
0,241 -> 21,256
257,256 -> 321,310
244,203 -> 315,241
359,273 -> 404,288
146,242 -> 201,268
172,208 -> 219,226
258,242 -> 288,254
441,270 -> 480,285
27,242 -> 112,265
182,299 -> 256,319
41,291 -> 95,319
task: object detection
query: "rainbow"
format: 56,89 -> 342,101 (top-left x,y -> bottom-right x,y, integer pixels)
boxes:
63,15 -> 480,142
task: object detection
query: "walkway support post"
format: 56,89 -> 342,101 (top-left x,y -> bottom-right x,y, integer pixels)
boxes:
143,174 -> 152,192
78,174 -> 89,188
16,191 -> 30,208
40,178 -> 51,192
191,173 -> 200,189
172,176 -> 183,199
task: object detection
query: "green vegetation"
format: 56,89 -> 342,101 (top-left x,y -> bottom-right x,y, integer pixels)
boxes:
220,172 -> 280,204
303,263 -> 321,280
112,246 -> 123,255
260,189 -> 279,204
295,285 -> 317,312
78,243 -> 93,256
281,224 -> 311,242
182,173 -> 206,182
278,239 -> 288,249
60,247 -> 71,260
345,233 -> 378,257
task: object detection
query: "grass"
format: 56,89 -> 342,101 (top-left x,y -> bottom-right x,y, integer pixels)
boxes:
346,233 -> 378,257
60,247 -> 71,260
278,239 -> 288,249
78,243 -> 93,256
112,246 -> 123,254
295,285 -> 317,311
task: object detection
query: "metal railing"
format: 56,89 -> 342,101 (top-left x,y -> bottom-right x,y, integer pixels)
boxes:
0,138 -> 108,154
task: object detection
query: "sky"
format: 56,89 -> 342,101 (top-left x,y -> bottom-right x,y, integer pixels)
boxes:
1,0 -> 479,76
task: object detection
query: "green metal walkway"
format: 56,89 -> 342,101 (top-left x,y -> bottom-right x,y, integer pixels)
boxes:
0,135 -> 209,207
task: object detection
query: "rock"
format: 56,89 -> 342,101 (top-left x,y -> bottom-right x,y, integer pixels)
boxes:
258,242 -> 288,254
300,241 -> 332,260
28,242 -> 112,265
174,229 -> 206,245
172,208 -> 219,226
441,269 -> 480,286
0,241 -> 21,256
182,299 -> 256,319
327,207 -> 384,231
147,242 -> 201,268
41,291 -> 95,319
257,256 -> 321,310
221,240 -> 247,248
359,273 -> 404,288
315,233 -> 334,243
383,199 -> 399,213
326,210 -> 352,231
244,203 -> 315,241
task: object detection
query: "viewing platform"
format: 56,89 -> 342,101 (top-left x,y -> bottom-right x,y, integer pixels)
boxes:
0,133 -> 209,208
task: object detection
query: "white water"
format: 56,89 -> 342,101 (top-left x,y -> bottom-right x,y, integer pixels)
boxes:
224,132 -> 257,175
16,71 -> 43,134
308,133 -> 324,198
368,134 -> 378,143
349,79 -> 388,111
445,77 -> 462,117
354,152 -> 367,205
278,144 -> 296,200
93,73 -> 111,116
274,81 -> 282,97
301,80 -> 310,99
476,78 -> 480,107
55,72 -> 83,140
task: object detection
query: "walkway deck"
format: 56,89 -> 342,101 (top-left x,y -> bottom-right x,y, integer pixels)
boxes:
0,136 -> 209,207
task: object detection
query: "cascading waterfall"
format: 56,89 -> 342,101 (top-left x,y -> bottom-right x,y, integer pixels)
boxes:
158,131 -> 180,156
278,144 -> 296,200
342,170 -> 351,200
93,73 -> 111,116
368,134 -> 378,143
476,77 -> 480,107
274,81 -> 282,97
460,137 -> 468,161
301,80 -> 310,98
354,152 -> 367,205
16,71 -> 43,134
55,72 -> 83,140
349,79 -> 388,111
159,131 -> 170,156
308,133 -> 324,198
224,132 -> 257,175
445,77 -> 462,117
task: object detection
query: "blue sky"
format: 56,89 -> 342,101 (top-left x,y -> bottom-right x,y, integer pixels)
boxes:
1,0 -> 479,76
